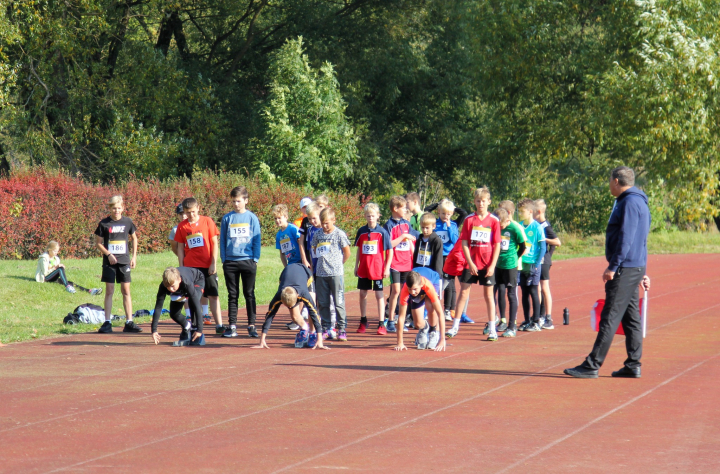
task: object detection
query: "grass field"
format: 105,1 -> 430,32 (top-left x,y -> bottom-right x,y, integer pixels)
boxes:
1,229 -> 719,344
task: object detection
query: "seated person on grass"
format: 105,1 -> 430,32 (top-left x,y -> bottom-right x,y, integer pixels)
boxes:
393,269 -> 446,352
35,240 -> 102,295
254,263 -> 328,350
151,267 -> 206,347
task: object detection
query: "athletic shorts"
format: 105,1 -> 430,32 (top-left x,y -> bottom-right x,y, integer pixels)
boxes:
495,268 -> 518,287
459,268 -> 496,286
358,277 -> 384,292
390,270 -> 409,285
192,267 -> 219,297
101,264 -> 132,283
518,267 -> 541,287
540,263 -> 551,281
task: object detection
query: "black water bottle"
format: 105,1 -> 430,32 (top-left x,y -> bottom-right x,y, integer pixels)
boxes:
563,308 -> 570,325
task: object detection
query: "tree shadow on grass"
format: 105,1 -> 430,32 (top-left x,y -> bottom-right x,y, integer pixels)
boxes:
279,363 -> 570,379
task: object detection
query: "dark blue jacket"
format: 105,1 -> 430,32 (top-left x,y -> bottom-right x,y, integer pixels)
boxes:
605,187 -> 650,271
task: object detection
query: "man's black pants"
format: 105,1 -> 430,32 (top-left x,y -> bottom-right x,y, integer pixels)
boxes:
582,266 -> 645,370
223,260 -> 257,327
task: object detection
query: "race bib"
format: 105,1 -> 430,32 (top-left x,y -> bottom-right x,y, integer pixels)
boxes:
187,233 -> 204,249
501,236 -> 510,251
436,230 -> 449,243
170,294 -> 186,303
230,223 -> 250,239
280,237 -> 293,253
471,226 -> 491,243
396,240 -> 410,252
108,240 -> 126,255
416,249 -> 431,266
316,242 -> 332,258
362,240 -> 378,255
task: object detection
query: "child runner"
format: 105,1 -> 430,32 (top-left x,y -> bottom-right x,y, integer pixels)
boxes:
294,197 -> 312,229
220,186 -> 261,338
94,195 -> 141,334
494,208 -> 527,337
393,269 -> 446,351
412,213 -> 444,278
168,203 -> 191,320
274,204 -> 302,267
35,241 -> 101,295
254,263 -> 327,350
405,192 -> 423,232
354,203 -> 393,333
384,195 -> 417,334
535,199 -> 562,329
495,200 -> 528,331
151,267 -> 206,346
174,197 -> 224,334
311,208 -> 351,341
446,187 -> 501,341
516,199 -> 546,332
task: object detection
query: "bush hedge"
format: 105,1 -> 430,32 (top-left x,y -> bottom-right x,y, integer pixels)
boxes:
0,167 -> 370,259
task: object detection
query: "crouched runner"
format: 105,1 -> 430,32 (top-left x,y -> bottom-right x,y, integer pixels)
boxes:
151,267 -> 206,346
393,269 -> 446,351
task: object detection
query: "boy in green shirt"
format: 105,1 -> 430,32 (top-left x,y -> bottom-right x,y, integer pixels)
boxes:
494,208 -> 527,337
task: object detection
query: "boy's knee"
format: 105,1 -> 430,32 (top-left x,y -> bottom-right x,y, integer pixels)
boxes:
374,291 -> 384,300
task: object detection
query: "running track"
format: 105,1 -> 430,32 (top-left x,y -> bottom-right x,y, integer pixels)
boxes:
1,254 -> 719,473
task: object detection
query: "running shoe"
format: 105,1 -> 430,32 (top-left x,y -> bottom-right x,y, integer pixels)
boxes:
287,322 -> 300,330
460,313 -> 475,324
377,322 -> 387,335
123,320 -> 143,333
405,317 -> 416,330
172,329 -> 192,346
501,328 -> 517,338
247,326 -> 259,338
189,333 -> 206,346
518,321 -> 530,331
338,330 -> 348,341
403,324 -> 408,333
487,331 -> 498,342
444,310 -> 453,321
295,329 -> 309,348
526,322 -> 541,332
327,328 -> 337,340
65,285 -> 76,294
223,326 -> 238,338
427,329 -> 440,350
203,314 -> 212,325
483,322 -> 491,335
89,288 -> 103,296
98,321 -> 113,334
307,332 -> 318,348
321,330 -> 330,341
387,320 -> 397,333
536,317 -> 545,330
542,317 -> 555,330
215,325 -> 225,334
496,321 -> 508,332
415,325 -> 429,349
445,326 -> 458,338
357,318 -> 367,333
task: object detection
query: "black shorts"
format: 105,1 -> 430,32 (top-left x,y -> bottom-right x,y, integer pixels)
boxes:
495,268 -> 518,287
409,296 -> 427,310
540,263 -> 551,281
459,268 -> 496,286
101,264 -> 132,283
358,277 -> 384,292
192,267 -> 219,297
390,270 -> 409,285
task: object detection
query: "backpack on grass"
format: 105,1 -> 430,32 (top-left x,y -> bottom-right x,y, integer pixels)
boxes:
63,304 -> 120,325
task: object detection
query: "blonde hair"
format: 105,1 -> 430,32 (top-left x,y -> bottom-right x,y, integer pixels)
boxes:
315,194 -> 329,207
499,200 -> 515,214
47,240 -> 60,251
364,202 -> 380,215
305,202 -> 320,216
494,207 -> 510,224
272,204 -> 289,218
437,199 -> 455,214
320,207 -> 335,223
420,212 -> 436,227
108,195 -> 123,207
162,267 -> 181,286
281,287 -> 298,307
473,187 -> 491,200
389,195 -> 407,211
534,199 -> 547,213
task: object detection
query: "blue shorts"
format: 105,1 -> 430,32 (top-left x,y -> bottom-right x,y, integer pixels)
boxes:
518,266 -> 541,286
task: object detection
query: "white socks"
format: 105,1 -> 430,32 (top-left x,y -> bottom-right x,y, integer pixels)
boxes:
202,304 -> 209,315
452,318 -> 460,331
489,320 -> 496,333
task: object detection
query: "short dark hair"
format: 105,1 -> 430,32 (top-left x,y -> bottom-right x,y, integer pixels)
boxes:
230,186 -> 249,199
611,166 -> 635,187
406,271 -> 422,288
517,198 -> 535,212
182,197 -> 198,210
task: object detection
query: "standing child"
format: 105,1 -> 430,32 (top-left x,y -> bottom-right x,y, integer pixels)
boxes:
150,267 -> 206,347
294,197 -> 312,229
535,199 -> 561,329
494,208 -> 527,337
174,197 -> 224,334
354,203 -> 393,333
516,199 -> 547,332
413,213 -> 444,277
168,203 -> 191,320
274,204 -> 302,267
94,195 -> 140,334
35,241 -> 101,295
220,186 -> 261,338
384,196 -> 418,334
311,208 -> 351,341
405,192 -> 423,232
432,199 -> 466,321
446,187 -> 501,341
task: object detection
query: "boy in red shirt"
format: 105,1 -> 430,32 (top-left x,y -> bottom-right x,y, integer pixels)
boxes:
354,203 -> 393,334
446,187 -> 502,340
174,197 -> 224,333
393,270 -> 446,352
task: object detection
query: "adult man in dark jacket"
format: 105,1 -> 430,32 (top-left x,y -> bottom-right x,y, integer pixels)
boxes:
565,166 -> 651,379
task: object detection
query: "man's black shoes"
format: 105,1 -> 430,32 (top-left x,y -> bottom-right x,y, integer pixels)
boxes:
611,366 -> 641,378
563,365 -> 599,379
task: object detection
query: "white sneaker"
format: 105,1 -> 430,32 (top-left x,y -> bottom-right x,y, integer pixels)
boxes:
415,325 -> 429,349
427,330 -> 440,349
445,325 -> 459,338
444,310 -> 453,321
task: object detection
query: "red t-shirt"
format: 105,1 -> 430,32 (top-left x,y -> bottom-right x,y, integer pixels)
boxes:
174,216 -> 220,268
354,225 -> 392,281
459,212 -> 501,270
383,218 -> 415,272
399,276 -> 439,305
442,237 -> 466,277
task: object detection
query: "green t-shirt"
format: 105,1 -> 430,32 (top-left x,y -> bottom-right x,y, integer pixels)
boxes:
409,212 -> 423,232
497,222 -> 526,270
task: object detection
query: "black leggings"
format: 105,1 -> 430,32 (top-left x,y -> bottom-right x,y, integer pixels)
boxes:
520,285 -> 540,324
443,275 -> 456,311
45,268 -> 91,292
497,284 -> 518,328
169,301 -> 197,330
223,260 -> 257,326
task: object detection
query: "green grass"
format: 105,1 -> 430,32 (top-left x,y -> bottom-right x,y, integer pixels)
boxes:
0,247 -> 358,344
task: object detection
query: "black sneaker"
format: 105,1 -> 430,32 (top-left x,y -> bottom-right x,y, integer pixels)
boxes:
98,321 -> 113,333
564,365 -> 599,379
223,326 -> 238,338
215,325 -> 225,334
247,326 -> 259,338
496,321 -> 508,332
123,321 -> 143,333
173,329 -> 192,346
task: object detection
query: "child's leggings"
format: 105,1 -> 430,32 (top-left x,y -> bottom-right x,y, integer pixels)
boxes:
520,285 -> 540,324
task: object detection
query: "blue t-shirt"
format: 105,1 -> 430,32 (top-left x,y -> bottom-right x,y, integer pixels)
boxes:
275,224 -> 302,265
520,219 -> 546,265
220,210 -> 262,262
434,219 -> 459,256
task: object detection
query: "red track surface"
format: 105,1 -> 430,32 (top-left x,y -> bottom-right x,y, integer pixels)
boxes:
2,254 -> 720,473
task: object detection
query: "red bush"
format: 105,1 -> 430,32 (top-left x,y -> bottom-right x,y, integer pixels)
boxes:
0,167 -> 370,259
